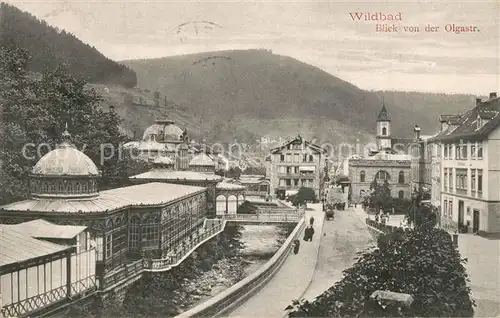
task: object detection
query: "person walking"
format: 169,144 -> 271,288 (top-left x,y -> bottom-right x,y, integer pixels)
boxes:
309,216 -> 315,226
304,225 -> 315,242
293,239 -> 300,254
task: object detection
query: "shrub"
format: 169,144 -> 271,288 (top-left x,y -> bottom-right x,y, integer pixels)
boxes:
287,227 -> 474,317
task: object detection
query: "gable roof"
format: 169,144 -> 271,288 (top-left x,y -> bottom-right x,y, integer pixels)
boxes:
11,219 -> 87,239
270,135 -> 326,154
434,97 -> 500,142
439,114 -> 461,124
0,225 -> 71,268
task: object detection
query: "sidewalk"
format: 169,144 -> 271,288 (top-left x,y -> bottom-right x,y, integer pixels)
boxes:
226,203 -> 324,317
457,234 -> 500,317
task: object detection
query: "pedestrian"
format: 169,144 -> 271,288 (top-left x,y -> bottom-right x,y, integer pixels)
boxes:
304,225 -> 315,241
355,202 -> 357,208
293,239 -> 300,254
309,216 -> 315,226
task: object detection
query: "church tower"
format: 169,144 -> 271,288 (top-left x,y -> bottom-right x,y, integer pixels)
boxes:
376,101 -> 391,150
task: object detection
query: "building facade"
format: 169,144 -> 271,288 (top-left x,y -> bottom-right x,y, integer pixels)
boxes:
266,135 -> 327,199
0,129 -> 211,298
349,105 -> 412,203
435,92 -> 500,234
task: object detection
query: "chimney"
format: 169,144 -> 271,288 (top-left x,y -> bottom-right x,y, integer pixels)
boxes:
476,98 -> 482,106
490,92 -> 497,100
414,125 -> 421,140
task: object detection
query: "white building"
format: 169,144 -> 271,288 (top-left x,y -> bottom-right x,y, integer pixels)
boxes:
434,92 -> 500,234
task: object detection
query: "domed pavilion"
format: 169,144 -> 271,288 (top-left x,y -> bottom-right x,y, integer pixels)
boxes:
0,127 -> 214,281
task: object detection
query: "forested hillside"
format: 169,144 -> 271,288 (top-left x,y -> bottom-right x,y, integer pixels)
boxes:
0,2 -> 137,88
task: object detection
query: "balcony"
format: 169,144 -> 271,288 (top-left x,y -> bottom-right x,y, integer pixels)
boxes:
277,172 -> 316,178
144,220 -> 225,272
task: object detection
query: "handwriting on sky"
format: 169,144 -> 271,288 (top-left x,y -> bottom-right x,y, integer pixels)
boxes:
349,12 -> 480,34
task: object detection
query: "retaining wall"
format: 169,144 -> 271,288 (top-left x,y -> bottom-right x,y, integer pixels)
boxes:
175,217 -> 306,318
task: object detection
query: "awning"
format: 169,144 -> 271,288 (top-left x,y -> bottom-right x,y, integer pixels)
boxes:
286,190 -> 298,196
299,166 -> 315,172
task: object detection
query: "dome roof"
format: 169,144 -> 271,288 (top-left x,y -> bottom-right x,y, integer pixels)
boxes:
32,142 -> 99,176
142,118 -> 185,143
189,153 -> 215,166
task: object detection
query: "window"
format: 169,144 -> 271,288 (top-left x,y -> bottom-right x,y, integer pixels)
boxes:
382,127 -> 387,136
477,144 -> 483,159
471,145 -> 476,159
129,216 -> 141,249
449,201 -> 453,219
461,144 -> 467,159
478,170 -> 483,192
294,154 -> 300,162
360,171 -> 366,183
444,144 -> 448,158
444,169 -> 448,190
444,200 -> 448,217
105,234 -> 113,259
142,216 -> 160,249
456,169 -> 467,190
279,166 -> 286,173
449,169 -> 454,189
455,145 -> 459,159
375,171 -> 390,181
398,171 -> 405,184
398,190 -> 404,199
309,155 -> 314,162
471,170 -> 476,191
280,154 -> 285,162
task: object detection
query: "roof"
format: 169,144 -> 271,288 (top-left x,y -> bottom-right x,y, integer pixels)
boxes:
189,153 -> 215,166
32,142 -> 99,176
216,182 -> 246,190
270,135 -> 326,154
152,156 -> 174,165
377,104 -> 391,122
142,118 -> 185,143
434,97 -> 500,142
439,114 -> 461,124
0,225 -> 71,268
130,169 -> 223,182
11,219 -> 87,239
0,182 -> 206,214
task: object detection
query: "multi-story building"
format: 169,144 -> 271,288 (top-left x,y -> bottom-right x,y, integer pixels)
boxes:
266,135 -> 327,199
434,92 -> 500,234
349,104 -> 412,203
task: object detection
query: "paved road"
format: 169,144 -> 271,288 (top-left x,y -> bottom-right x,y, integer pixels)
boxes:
457,234 -> 500,318
227,204 -> 374,317
226,203 -> 324,317
302,206 -> 374,301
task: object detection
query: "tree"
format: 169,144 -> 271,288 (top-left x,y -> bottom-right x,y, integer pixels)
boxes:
407,191 -> 437,228
0,47 -> 132,203
367,179 -> 392,213
293,187 -> 317,206
287,226 -> 475,317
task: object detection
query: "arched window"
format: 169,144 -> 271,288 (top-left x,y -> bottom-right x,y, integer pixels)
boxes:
76,182 -> 81,192
398,171 -> 405,184
398,190 -> 404,199
375,171 -> 390,181
382,127 -> 387,136
82,182 -> 88,193
42,182 -> 49,192
360,171 -> 366,182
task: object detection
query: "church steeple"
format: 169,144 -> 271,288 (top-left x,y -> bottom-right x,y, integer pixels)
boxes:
376,98 -> 391,122
376,99 -> 392,150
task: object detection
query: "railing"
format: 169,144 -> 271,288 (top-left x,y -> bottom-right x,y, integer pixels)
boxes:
255,207 -> 300,214
175,217 -> 306,318
365,218 -> 410,234
223,211 -> 304,223
101,259 -> 144,290
144,220 -> 225,271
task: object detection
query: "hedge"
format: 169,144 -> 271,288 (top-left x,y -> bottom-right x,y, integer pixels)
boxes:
288,226 -> 474,317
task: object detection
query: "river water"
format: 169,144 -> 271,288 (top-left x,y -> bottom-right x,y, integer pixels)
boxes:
240,225 -> 285,276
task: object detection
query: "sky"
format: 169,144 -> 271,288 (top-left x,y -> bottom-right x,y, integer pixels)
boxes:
5,0 -> 500,94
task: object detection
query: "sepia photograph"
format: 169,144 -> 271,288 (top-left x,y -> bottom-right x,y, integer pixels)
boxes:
0,0 -> 498,317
